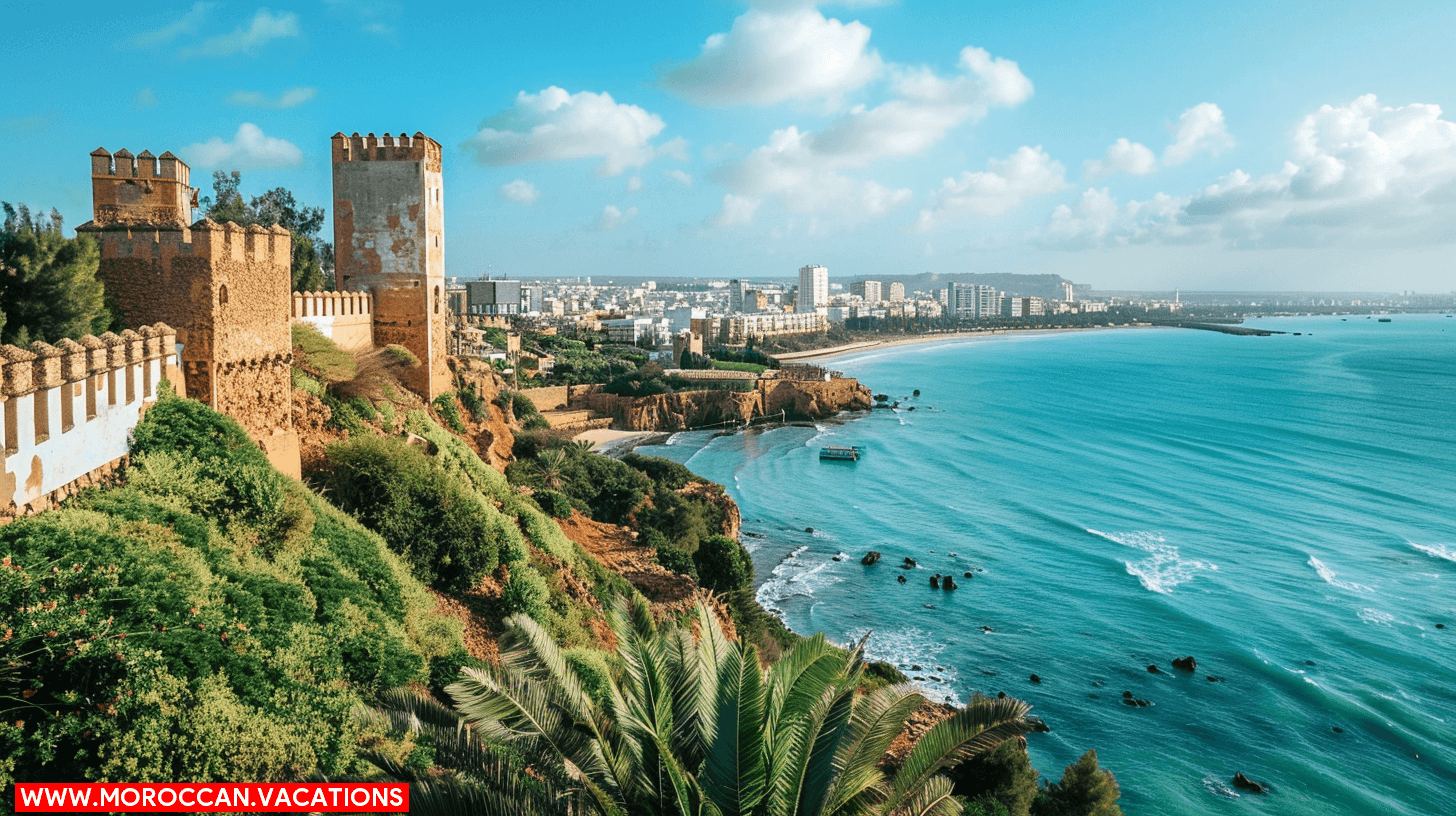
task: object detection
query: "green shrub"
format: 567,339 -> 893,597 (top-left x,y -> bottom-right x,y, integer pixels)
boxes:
432,393 -> 467,433
694,535 -> 753,594
620,452 -> 701,490
654,543 -> 697,579
952,738 -> 1041,816
534,489 -> 573,519
377,400 -> 397,427
511,392 -> 539,420
291,368 -> 324,396
292,323 -> 357,382
320,435 -> 500,594
563,648 -> 614,703
383,344 -> 420,367
322,393 -> 371,436
501,566 -> 548,618
347,396 -> 378,422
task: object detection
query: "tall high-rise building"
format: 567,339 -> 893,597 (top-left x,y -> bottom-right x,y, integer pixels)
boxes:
888,281 -> 905,301
729,278 -> 749,313
850,280 -> 883,303
797,264 -> 828,313
946,282 -> 1000,318
1061,280 -> 1075,302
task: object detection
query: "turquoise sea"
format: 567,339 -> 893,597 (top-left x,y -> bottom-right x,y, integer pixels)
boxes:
636,314 -> 1456,815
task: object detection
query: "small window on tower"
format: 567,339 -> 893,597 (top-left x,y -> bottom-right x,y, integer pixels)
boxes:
434,286 -> 441,314
219,284 -> 229,305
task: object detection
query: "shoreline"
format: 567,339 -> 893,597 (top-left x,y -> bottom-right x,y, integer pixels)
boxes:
773,324 -> 1161,364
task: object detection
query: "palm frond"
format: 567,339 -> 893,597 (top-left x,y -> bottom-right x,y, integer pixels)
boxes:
888,774 -> 960,816
882,695 -> 1034,814
821,684 -> 925,815
700,640 -> 768,816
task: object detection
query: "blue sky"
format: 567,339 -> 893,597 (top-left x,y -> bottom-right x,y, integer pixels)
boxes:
4,0 -> 1455,291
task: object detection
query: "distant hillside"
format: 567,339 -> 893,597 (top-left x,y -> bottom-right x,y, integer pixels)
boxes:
848,272 -> 1072,300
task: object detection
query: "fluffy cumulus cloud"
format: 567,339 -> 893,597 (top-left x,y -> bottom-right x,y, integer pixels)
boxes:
915,146 -> 1066,230
499,179 -> 539,205
184,123 -> 303,169
712,45 -> 1031,219
594,205 -> 639,230
463,87 -> 670,177
226,87 -> 316,108
659,3 -> 882,106
664,169 -> 693,186
1044,95 -> 1456,249
1163,102 -> 1233,166
705,194 -> 762,228
1084,138 -> 1157,180
182,8 -> 300,58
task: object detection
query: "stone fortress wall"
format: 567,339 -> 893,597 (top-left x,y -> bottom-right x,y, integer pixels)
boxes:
2,133 -> 454,516
292,290 -> 375,351
1,324 -> 180,517
77,147 -> 300,478
331,132 -> 450,399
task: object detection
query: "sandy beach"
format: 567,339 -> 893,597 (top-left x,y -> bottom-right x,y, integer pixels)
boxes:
773,324 -> 1159,364
573,428 -> 665,453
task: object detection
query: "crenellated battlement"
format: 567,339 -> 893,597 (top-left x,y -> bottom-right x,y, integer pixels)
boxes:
2,323 -> 181,519
331,131 -> 442,167
88,147 -> 196,228
292,290 -> 373,318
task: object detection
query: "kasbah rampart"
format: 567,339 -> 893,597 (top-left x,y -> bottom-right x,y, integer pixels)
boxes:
1,132 -> 452,517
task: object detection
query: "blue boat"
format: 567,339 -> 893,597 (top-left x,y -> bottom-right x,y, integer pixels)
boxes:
820,445 -> 865,461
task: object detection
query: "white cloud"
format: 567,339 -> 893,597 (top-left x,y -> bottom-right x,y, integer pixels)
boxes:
1040,187 -> 1183,249
1044,95 -> 1456,249
594,205 -> 639,230
226,87 -> 316,108
660,5 -> 882,106
915,146 -> 1067,231
499,179 -> 539,205
134,87 -> 159,109
128,2 -> 213,48
712,44 -> 1029,219
626,175 -> 643,192
705,194 -> 761,228
463,87 -> 669,177
664,169 -> 693,186
184,123 -> 303,169
1163,102 -> 1233,166
1084,138 -> 1156,180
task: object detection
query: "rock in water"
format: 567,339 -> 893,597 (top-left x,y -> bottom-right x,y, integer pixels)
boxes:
861,550 -> 881,565
1231,773 -> 1267,794
897,575 -> 907,583
964,571 -> 974,578
805,527 -> 815,534
1029,674 -> 1042,684
943,576 -> 957,590
930,574 -> 941,589
1172,656 -> 1197,672
1147,664 -> 1164,674
903,557 -> 917,567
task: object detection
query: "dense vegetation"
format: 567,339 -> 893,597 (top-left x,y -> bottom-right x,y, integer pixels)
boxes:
371,598 -> 1041,816
0,203 -> 115,345
0,392 -> 460,784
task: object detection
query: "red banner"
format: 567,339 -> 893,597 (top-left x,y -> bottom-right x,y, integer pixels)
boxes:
14,783 -> 408,813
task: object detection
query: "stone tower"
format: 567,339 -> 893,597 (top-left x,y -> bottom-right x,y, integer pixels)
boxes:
331,132 -> 450,400
76,148 -> 300,478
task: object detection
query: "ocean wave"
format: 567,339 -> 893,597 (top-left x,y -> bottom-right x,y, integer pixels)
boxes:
1201,774 -> 1241,799
844,626 -> 961,706
1309,556 -> 1375,593
1087,529 -> 1217,594
1410,541 -> 1456,564
1358,607 -> 1395,627
754,547 -> 843,618
665,432 -> 684,446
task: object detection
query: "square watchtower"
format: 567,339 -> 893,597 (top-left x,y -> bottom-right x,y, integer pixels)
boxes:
331,132 -> 450,400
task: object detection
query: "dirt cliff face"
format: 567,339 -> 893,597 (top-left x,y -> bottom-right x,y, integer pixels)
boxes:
450,359 -> 517,471
582,377 -> 873,432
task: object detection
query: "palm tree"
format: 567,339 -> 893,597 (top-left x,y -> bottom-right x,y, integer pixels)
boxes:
367,597 -> 1037,816
536,447 -> 569,491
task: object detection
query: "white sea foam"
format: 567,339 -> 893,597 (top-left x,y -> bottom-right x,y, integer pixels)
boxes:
755,547 -> 843,618
1358,607 -> 1395,627
1410,541 -> 1456,563
1309,556 -> 1375,593
665,432 -> 684,446
845,626 -> 962,706
1087,529 -> 1217,594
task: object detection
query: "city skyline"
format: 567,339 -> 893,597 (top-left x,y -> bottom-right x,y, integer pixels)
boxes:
3,1 -> 1455,292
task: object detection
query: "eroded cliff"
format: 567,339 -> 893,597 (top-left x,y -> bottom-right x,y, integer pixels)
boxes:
581,377 -> 873,431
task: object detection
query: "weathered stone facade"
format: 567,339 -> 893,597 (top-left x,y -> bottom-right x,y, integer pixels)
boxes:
331,132 -> 450,399
76,148 -> 301,478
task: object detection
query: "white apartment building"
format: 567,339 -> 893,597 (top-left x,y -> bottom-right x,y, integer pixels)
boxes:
798,264 -> 828,313
850,280 -> 883,303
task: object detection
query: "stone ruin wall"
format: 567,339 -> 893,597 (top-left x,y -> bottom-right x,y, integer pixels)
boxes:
1,324 -> 181,519
292,290 -> 374,351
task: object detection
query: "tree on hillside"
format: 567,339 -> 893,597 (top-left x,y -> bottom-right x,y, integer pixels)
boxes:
0,203 -> 114,345
200,170 -> 332,292
951,739 -> 1040,816
368,598 -> 1040,815
1031,751 -> 1124,816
